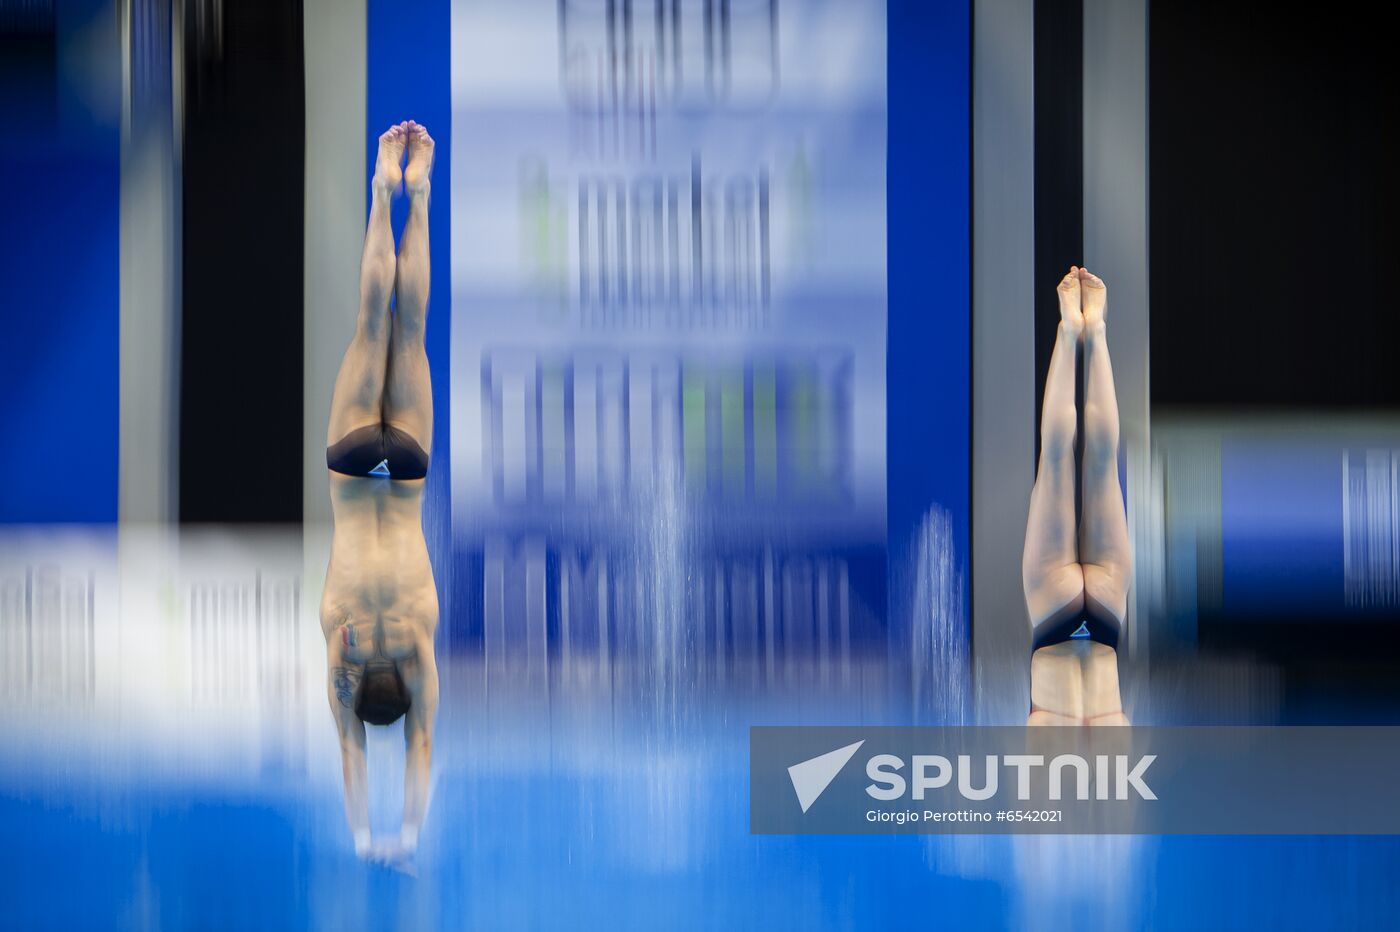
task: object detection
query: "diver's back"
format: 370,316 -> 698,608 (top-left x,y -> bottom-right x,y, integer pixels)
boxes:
323,472 -> 437,640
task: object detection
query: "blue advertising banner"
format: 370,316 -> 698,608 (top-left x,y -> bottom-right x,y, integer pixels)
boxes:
447,0 -> 894,670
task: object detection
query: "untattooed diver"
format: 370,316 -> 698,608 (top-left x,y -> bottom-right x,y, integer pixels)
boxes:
1022,267 -> 1131,725
321,120 -> 439,859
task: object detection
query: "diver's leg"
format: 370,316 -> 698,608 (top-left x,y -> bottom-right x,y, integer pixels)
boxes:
326,124 -> 407,445
1022,268 -> 1087,636
1077,269 -> 1132,629
383,121 -> 435,450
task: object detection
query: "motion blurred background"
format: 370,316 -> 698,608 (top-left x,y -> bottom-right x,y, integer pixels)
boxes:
1,0 -> 1399,928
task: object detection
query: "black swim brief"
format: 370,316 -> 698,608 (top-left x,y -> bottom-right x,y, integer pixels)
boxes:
326,423 -> 429,480
1030,593 -> 1121,651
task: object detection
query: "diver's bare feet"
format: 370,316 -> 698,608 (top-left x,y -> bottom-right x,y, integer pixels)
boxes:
1078,267 -> 1107,328
404,120 -> 434,197
1057,265 -> 1084,337
373,123 -> 408,195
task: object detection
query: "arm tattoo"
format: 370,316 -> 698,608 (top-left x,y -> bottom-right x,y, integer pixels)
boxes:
332,667 -> 361,710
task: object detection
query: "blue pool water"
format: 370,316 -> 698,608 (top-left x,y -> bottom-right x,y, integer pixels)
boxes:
7,688 -> 1400,931
3,526 -> 1398,930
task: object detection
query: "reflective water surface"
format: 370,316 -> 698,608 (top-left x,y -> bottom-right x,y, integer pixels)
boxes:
2,525 -> 1398,930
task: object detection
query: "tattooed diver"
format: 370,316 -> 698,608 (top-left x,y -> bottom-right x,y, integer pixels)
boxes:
321,121 -> 439,862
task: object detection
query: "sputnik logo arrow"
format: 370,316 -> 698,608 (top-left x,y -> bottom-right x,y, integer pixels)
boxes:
788,740 -> 865,813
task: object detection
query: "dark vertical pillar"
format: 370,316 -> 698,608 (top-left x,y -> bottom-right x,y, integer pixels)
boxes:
1032,0 -> 1082,452
180,0 -> 305,522
1149,0 -> 1400,408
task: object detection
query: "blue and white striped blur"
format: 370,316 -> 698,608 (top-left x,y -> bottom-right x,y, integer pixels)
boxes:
2,0 -> 1399,929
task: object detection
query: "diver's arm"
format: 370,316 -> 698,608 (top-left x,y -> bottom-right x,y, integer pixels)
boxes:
400,629 -> 439,853
326,638 -> 371,856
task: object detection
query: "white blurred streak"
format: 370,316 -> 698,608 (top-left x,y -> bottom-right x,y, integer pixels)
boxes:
1343,448 -> 1400,608
1009,833 -> 1146,932
0,526 -> 316,783
908,506 -> 969,725
0,532 -> 97,711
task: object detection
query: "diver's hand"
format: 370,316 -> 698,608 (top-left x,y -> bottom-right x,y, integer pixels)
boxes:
352,831 -> 413,874
399,824 -> 419,857
367,838 -> 418,876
